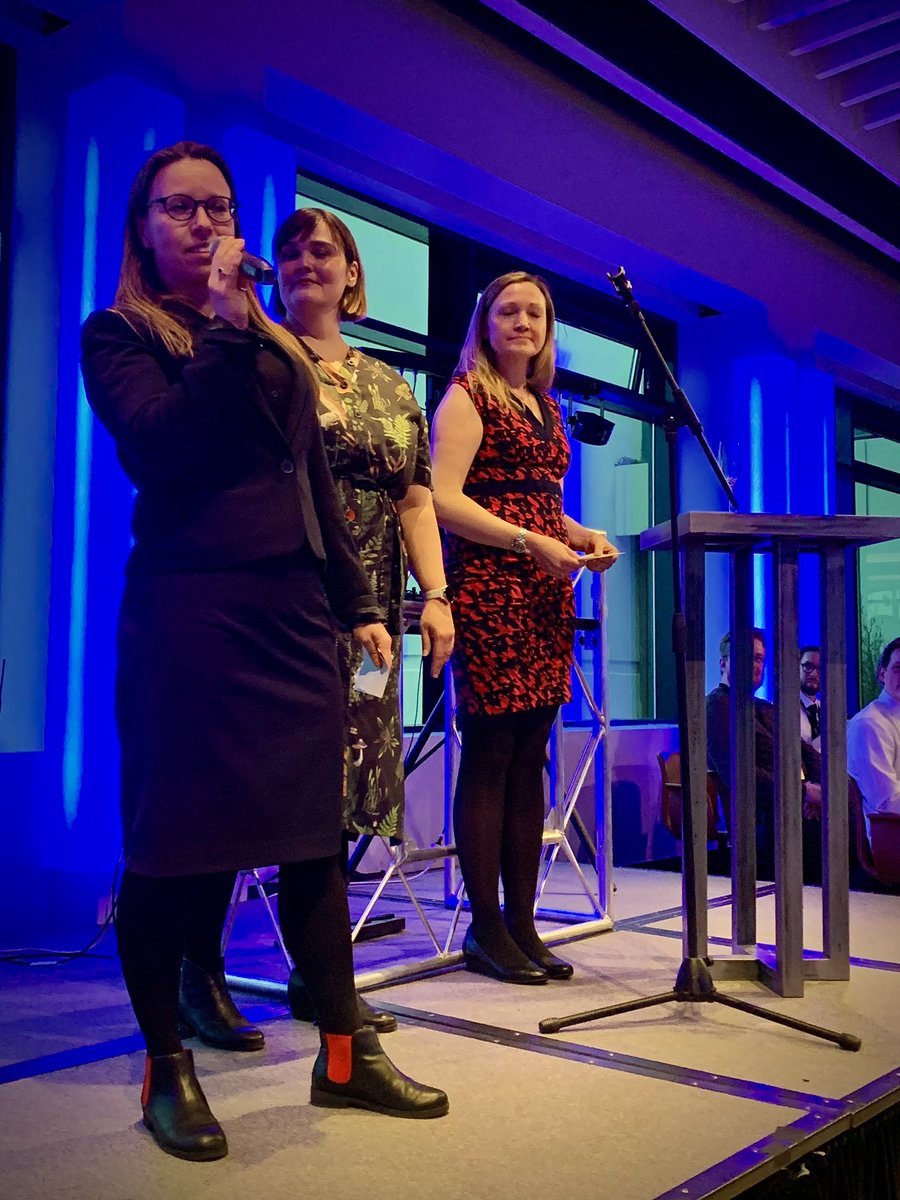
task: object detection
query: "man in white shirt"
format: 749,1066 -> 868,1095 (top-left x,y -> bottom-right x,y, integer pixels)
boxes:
799,645 -> 821,753
847,637 -> 900,827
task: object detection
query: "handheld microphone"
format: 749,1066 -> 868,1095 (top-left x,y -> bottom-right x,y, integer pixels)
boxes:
209,237 -> 276,286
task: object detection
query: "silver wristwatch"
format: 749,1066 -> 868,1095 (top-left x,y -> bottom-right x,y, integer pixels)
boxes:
423,587 -> 451,605
510,527 -> 529,555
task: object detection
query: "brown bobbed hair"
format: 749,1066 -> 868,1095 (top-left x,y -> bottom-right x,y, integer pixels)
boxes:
113,140 -> 307,369
455,271 -> 556,413
272,207 -> 367,322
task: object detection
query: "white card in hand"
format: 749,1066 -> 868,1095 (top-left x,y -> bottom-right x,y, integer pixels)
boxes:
352,649 -> 390,698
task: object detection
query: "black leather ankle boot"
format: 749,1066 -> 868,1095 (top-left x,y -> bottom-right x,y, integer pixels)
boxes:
141,1048 -> 227,1161
179,957 -> 265,1051
310,1029 -> 448,1118
288,969 -> 398,1033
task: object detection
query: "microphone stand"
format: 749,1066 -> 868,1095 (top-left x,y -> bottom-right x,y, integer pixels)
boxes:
538,269 -> 859,1052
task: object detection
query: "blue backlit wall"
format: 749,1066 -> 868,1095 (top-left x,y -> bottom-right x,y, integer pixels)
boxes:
38,78 -> 184,892
729,351 -> 835,695
5,95 -> 310,929
220,125 -> 297,315
0,0 -> 883,934
0,83 -> 316,933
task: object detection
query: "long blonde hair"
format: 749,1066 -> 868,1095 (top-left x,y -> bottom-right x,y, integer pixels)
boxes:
455,271 -> 556,412
112,141 -> 309,373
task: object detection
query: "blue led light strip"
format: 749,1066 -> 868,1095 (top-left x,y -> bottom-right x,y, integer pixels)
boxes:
61,137 -> 99,827
750,378 -> 766,633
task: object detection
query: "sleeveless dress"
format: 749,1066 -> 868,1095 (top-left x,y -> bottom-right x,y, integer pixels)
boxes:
444,374 -> 575,717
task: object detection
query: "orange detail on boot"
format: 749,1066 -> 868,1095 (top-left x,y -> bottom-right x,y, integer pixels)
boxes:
324,1033 -> 353,1085
141,1056 -> 152,1107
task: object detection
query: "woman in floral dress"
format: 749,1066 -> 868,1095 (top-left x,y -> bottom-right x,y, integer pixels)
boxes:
274,208 -> 454,1024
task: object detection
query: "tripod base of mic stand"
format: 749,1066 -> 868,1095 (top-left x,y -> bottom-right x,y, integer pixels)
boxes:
538,956 -> 862,1051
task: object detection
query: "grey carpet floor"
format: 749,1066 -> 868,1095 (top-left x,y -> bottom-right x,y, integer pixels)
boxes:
1,867 -> 898,1200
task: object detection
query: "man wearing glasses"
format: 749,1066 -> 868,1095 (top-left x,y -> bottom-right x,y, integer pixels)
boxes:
706,629 -> 824,883
799,645 -> 822,753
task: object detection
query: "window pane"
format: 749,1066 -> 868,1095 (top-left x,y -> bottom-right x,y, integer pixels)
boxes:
854,431 -> 900,473
855,480 -> 900,707
556,319 -> 639,389
567,410 -> 655,721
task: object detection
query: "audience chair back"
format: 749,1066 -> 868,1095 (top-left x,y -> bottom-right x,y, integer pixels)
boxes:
849,779 -> 900,886
657,750 -> 724,844
869,813 -> 900,885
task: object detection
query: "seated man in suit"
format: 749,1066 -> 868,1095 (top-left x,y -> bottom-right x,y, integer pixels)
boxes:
848,637 -> 900,838
706,629 -> 824,883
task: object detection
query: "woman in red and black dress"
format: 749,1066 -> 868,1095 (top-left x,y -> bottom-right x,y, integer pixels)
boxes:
431,271 -> 618,984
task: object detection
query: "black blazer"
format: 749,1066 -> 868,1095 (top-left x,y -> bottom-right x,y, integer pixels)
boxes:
706,682 -> 822,818
80,304 -> 381,630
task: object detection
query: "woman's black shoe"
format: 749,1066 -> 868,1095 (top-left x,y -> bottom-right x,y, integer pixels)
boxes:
358,991 -> 398,1033
522,945 -> 574,980
310,1029 -> 448,1118
288,969 -> 397,1032
141,1048 -> 228,1161
506,928 -> 575,979
462,929 -> 548,985
179,958 -> 265,1051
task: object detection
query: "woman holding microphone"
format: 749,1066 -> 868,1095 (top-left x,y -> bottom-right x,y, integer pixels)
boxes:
80,142 -> 448,1162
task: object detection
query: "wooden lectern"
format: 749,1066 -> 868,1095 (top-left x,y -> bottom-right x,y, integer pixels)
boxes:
640,512 -> 900,998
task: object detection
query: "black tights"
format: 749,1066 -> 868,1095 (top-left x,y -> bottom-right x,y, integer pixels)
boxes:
115,856 -> 358,1058
454,705 -> 558,968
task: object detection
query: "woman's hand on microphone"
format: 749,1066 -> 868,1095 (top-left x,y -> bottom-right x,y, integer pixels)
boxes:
526,533 -> 583,578
208,236 -> 250,330
352,622 -> 393,670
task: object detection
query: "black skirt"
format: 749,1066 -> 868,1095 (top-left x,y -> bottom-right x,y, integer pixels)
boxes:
116,549 -> 345,876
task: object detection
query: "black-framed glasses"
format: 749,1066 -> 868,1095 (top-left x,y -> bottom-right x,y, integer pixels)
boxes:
147,194 -> 236,224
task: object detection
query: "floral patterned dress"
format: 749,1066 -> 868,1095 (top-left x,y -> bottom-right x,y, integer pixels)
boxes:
307,346 -> 432,838
444,374 -> 575,717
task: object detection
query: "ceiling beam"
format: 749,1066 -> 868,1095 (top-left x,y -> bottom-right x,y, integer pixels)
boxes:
862,87 -> 900,121
811,19 -> 900,76
838,49 -> 900,102
756,0 -> 853,33
789,1 -> 900,55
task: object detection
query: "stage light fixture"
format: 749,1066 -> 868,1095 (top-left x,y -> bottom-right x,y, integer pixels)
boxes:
568,410 -> 615,446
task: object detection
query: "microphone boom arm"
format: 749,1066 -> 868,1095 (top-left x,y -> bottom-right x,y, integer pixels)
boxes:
607,267 -> 736,510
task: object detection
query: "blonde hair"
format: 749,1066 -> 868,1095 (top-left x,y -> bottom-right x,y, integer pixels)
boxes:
272,207 -> 367,321
112,141 -> 310,373
455,271 -> 556,412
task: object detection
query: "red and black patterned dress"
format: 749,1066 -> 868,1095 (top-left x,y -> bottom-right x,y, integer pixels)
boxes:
444,374 -> 575,717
